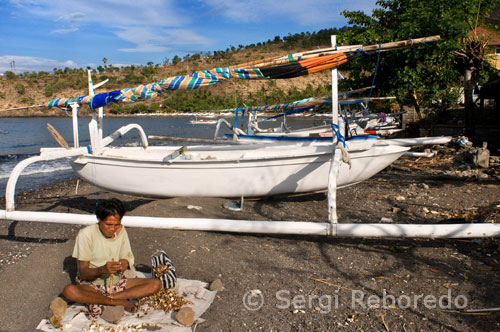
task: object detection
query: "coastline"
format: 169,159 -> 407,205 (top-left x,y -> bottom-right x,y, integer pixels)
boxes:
0,152 -> 499,331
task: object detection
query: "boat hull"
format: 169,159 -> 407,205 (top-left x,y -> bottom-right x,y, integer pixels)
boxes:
70,143 -> 408,198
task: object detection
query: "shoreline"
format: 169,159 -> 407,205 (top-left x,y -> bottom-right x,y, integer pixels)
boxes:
0,152 -> 499,331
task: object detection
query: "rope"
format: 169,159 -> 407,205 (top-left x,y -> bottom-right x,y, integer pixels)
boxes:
368,44 -> 382,99
330,123 -> 351,165
331,123 -> 346,147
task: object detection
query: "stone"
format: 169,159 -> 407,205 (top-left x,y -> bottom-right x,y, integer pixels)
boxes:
101,305 -> 124,324
49,297 -> 67,319
209,278 -> 223,291
477,173 -> 489,181
475,148 -> 490,168
419,183 -> 430,190
49,297 -> 67,329
176,307 -> 195,326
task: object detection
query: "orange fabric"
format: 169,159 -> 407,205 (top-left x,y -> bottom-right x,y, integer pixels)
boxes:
298,53 -> 348,74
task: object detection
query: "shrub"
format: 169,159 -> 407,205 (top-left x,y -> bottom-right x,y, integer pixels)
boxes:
20,97 -> 35,104
5,71 -> 16,80
130,104 -> 148,114
45,85 -> 53,97
15,83 -> 25,94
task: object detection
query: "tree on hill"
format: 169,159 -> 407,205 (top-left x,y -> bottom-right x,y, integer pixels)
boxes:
341,0 -> 500,132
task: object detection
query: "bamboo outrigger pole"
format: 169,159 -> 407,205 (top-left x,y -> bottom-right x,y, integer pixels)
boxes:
235,35 -> 441,69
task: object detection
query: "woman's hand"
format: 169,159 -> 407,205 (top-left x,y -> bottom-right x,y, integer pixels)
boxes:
118,259 -> 129,272
104,260 -> 123,274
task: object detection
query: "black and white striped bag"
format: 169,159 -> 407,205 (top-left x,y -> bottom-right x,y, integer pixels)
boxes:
151,250 -> 177,289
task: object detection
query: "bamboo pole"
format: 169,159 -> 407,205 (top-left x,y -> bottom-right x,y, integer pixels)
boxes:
47,123 -> 69,149
148,136 -> 245,145
237,35 -> 441,69
1,209 -> 499,238
0,105 -> 43,112
109,259 -> 114,295
339,96 -> 397,103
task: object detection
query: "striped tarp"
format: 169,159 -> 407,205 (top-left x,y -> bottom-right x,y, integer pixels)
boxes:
43,53 -> 353,110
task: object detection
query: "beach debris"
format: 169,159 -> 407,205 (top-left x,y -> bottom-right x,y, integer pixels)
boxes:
442,282 -> 459,289
379,311 -> 391,332
49,297 -> 67,328
175,307 -> 195,326
477,173 -> 489,180
345,314 -> 355,323
187,205 -> 202,210
419,183 -> 430,190
457,136 -> 471,148
209,278 -> 224,291
224,196 -> 245,211
249,289 -> 262,296
312,278 -> 356,291
293,309 -> 306,314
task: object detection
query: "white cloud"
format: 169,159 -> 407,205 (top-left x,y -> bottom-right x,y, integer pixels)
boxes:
116,27 -> 211,53
0,55 -> 77,73
10,0 -> 186,26
51,27 -> 79,34
8,0 -> 209,53
54,12 -> 85,24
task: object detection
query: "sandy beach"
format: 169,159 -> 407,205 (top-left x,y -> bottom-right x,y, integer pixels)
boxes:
0,145 -> 499,332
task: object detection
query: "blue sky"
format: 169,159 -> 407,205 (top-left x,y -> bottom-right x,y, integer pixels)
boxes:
0,0 -> 376,74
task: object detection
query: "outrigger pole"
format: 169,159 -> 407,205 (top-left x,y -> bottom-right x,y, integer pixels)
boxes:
1,210 -> 498,238
1,36 -> 499,238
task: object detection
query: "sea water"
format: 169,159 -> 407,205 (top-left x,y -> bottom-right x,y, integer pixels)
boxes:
0,116 -> 229,197
0,116 -> 323,197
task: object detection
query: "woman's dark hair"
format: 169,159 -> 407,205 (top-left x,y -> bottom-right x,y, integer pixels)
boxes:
96,198 -> 125,221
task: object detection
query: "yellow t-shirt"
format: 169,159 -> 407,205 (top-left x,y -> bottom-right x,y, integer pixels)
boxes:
72,223 -> 135,286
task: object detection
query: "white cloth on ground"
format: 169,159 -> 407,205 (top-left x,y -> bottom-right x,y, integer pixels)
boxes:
36,275 -> 217,332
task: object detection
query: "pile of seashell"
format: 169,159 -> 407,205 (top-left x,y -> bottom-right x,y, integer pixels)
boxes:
153,265 -> 170,277
82,321 -> 161,332
140,288 -> 188,314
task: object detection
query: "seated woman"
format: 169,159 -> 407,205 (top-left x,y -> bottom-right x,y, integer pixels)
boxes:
63,198 -> 161,317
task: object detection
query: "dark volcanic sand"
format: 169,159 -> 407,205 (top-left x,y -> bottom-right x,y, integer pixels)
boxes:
0,150 -> 499,332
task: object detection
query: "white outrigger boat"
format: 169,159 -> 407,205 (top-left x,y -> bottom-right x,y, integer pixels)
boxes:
70,139 -> 407,198
2,34 -> 498,239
